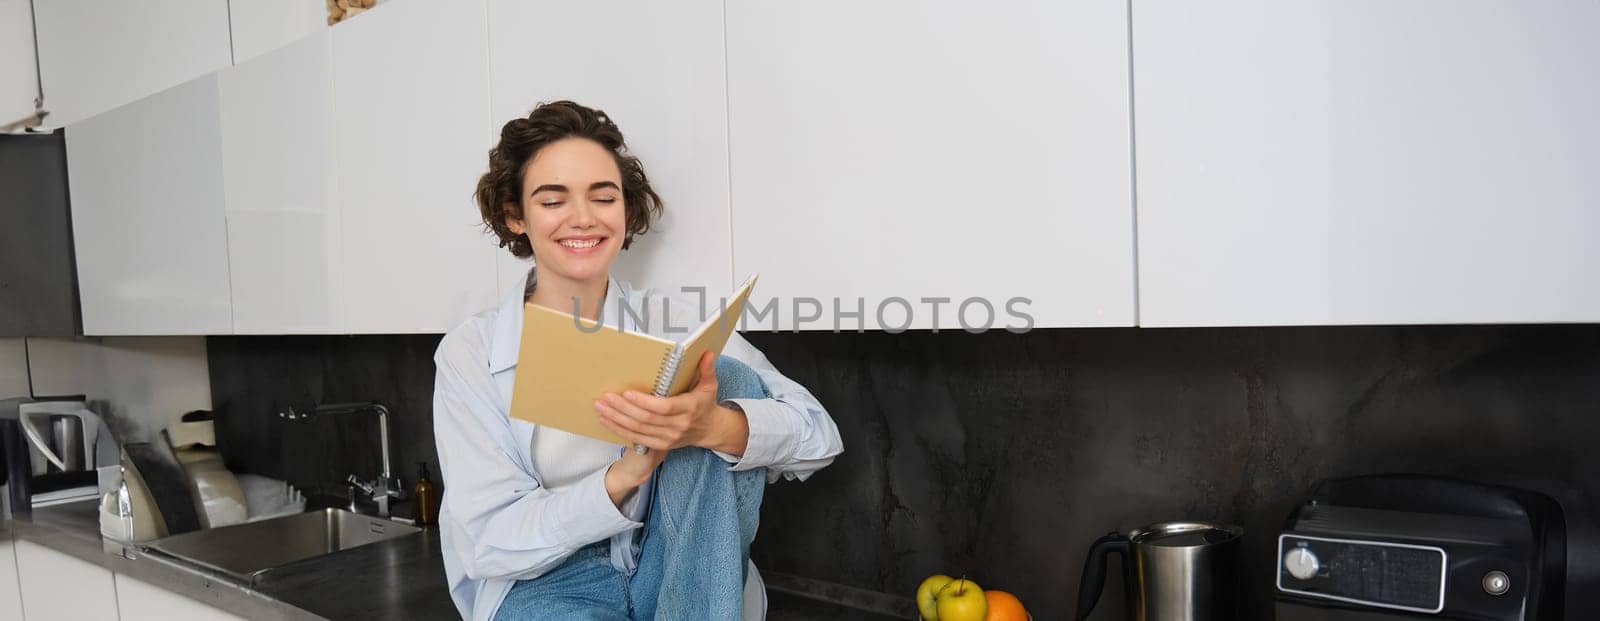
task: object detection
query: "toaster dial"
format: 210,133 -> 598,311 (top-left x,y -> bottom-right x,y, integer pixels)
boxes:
1284,547 -> 1321,580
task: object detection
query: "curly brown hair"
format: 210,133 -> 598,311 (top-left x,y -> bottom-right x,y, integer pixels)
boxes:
475,101 -> 663,258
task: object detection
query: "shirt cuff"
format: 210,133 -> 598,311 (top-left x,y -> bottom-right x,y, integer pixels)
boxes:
557,466 -> 644,547
712,398 -> 797,471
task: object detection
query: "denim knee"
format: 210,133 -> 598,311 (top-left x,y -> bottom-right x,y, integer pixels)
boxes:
714,356 -> 770,401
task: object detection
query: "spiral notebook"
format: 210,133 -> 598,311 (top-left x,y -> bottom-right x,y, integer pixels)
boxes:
509,274 -> 758,445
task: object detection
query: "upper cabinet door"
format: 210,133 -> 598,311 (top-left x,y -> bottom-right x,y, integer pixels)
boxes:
726,0 -> 1136,331
226,0 -> 326,64
332,0 -> 498,333
219,32 -> 342,334
1133,1 -> 1600,326
66,75 -> 234,336
486,0 -> 734,301
34,0 -> 232,126
0,0 -> 38,126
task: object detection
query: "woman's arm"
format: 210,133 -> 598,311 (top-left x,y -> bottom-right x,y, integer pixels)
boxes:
433,328 -> 644,581
716,332 -> 844,482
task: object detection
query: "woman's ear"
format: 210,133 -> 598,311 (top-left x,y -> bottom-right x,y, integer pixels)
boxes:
503,205 -> 525,235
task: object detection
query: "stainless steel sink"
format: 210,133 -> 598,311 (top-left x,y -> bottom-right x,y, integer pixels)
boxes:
143,508 -> 421,583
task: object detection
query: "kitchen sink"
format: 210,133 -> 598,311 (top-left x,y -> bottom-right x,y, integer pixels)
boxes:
143,508 -> 420,583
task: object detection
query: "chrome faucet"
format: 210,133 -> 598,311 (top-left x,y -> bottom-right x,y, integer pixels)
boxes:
313,402 -> 405,518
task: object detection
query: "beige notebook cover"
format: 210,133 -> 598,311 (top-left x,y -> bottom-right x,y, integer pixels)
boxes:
509,274 -> 758,445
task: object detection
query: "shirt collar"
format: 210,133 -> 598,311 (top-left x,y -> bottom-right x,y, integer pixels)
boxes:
487,264 -> 627,374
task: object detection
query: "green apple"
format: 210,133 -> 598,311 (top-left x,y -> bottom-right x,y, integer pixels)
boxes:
916,574 -> 954,620
936,579 -> 987,621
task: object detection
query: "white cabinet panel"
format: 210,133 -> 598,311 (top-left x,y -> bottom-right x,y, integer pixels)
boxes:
0,538 -> 22,621
14,539 -> 119,620
115,574 -> 243,621
220,32 -> 342,333
727,0 -> 1136,331
332,0 -> 498,332
0,0 -> 38,126
227,0 -> 326,64
34,0 -> 231,126
1134,0 -> 1600,326
66,76 -> 234,335
487,0 -> 734,301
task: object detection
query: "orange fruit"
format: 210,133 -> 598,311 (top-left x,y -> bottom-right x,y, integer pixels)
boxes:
983,590 -> 1029,621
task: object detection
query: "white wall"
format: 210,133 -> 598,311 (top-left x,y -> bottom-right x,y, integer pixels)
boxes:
24,337 -> 212,439
0,0 -> 38,125
0,338 -> 27,399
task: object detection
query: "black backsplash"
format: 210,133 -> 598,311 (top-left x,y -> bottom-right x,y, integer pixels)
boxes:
208,335 -> 445,500
209,325 -> 1600,620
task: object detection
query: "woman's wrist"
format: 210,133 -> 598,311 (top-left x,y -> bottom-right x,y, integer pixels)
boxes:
706,403 -> 750,457
603,461 -> 646,507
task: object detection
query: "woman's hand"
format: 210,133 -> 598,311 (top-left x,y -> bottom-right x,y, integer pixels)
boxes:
595,351 -> 750,456
603,440 -> 666,507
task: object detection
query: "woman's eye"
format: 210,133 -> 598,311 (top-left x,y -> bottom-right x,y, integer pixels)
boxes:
539,201 -> 563,208
593,197 -> 617,205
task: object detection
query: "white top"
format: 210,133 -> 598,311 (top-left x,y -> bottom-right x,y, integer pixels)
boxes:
432,266 -> 844,621
530,429 -> 625,492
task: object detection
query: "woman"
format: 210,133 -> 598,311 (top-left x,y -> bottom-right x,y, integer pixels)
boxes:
433,100 -> 843,620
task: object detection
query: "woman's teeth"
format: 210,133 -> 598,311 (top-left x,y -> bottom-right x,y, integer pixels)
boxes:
560,238 -> 601,249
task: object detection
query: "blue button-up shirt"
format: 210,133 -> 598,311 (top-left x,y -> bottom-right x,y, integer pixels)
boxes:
433,268 -> 843,620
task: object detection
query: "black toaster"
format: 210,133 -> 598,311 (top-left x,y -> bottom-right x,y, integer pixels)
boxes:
1274,474 -> 1565,620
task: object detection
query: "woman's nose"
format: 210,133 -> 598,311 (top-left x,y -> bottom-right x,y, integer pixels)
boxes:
568,199 -> 598,228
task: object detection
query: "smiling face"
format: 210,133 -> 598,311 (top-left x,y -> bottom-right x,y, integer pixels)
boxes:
507,137 -> 627,290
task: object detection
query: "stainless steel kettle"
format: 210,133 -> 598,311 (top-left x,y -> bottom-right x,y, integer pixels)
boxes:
1075,521 -> 1244,621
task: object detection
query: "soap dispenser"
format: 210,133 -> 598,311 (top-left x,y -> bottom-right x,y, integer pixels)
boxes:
413,461 -> 437,526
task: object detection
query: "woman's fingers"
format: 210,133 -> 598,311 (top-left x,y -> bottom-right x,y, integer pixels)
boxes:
609,394 -> 696,441
606,393 -> 671,426
618,391 -> 674,416
597,404 -> 670,451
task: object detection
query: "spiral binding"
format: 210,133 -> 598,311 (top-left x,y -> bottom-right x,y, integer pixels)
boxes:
652,347 -> 684,396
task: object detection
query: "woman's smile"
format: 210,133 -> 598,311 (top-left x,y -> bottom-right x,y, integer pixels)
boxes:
556,235 -> 608,254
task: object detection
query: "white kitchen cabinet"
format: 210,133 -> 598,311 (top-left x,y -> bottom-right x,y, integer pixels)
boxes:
0,0 -> 38,127
220,32 -> 343,333
14,539 -> 119,620
66,75 -> 234,336
33,0 -> 232,127
226,0 -> 326,64
1133,1 -> 1600,326
726,0 -> 1136,331
0,538 -> 23,620
114,574 -> 243,621
332,0 -> 499,333
487,0 -> 735,302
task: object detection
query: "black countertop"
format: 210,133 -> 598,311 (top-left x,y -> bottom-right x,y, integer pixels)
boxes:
5,500 -> 453,620
4,500 -> 907,620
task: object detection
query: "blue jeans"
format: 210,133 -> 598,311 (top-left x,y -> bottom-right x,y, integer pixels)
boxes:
494,356 -> 771,620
